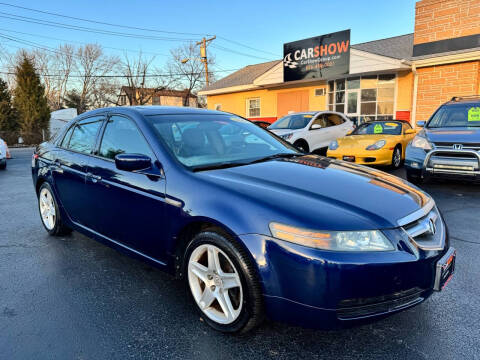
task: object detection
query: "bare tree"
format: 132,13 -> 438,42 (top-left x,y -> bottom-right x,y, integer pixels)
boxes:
53,44 -> 74,109
74,44 -> 119,112
91,78 -> 120,108
121,52 -> 170,105
167,42 -> 215,107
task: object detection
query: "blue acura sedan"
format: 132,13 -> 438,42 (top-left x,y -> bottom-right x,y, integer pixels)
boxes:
32,106 -> 455,333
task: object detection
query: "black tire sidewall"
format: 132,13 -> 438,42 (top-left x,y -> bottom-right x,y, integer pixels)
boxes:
184,230 -> 261,333
392,146 -> 402,169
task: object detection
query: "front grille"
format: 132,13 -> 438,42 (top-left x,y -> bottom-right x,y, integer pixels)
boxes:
402,207 -> 445,250
433,142 -> 480,151
337,287 -> 425,320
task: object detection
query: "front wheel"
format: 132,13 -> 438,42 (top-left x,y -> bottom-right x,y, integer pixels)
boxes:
185,230 -> 264,333
0,159 -> 6,170
38,182 -> 72,236
391,146 -> 402,169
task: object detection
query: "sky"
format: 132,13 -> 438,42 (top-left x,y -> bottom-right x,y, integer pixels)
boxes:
0,0 -> 417,78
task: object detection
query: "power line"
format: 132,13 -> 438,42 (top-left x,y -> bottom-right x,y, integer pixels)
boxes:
0,2 -> 212,37
0,28 -> 170,57
0,11 -> 198,42
211,44 -> 274,61
216,35 -> 280,57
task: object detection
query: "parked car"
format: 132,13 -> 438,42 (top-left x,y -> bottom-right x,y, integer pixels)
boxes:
251,120 -> 271,129
327,120 -> 417,169
268,111 -> 354,153
32,106 -> 455,333
0,137 -> 7,170
405,96 -> 480,183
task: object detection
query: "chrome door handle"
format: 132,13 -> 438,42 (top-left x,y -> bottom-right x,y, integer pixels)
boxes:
87,173 -> 102,183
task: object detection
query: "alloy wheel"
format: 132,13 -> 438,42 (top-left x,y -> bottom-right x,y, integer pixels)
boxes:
188,244 -> 243,324
39,188 -> 56,230
393,148 -> 401,168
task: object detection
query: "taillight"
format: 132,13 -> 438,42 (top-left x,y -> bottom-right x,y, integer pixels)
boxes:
32,153 -> 38,167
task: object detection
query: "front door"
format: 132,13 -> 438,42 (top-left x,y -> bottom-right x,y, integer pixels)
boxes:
84,114 -> 168,262
346,90 -> 360,126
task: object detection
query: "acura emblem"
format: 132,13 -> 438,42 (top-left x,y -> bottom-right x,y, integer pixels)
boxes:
428,218 -> 436,235
453,144 -> 463,150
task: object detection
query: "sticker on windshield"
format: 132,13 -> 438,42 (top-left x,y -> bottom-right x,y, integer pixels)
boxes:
385,122 -> 399,127
374,123 -> 383,133
468,107 -> 480,121
304,115 -> 313,118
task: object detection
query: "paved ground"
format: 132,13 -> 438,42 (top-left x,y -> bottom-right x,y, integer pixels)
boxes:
1,148 -> 479,360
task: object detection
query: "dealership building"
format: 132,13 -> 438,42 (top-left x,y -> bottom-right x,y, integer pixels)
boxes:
199,0 -> 480,126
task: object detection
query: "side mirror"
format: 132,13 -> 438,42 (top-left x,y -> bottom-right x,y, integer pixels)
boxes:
310,124 -> 321,130
115,153 -> 152,172
346,130 -> 353,136
416,121 -> 426,128
404,129 -> 415,135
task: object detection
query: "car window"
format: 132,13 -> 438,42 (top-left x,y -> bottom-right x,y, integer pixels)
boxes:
403,122 -> 412,132
60,125 -> 75,148
353,121 -> 402,135
269,114 -> 314,130
428,104 -> 480,128
67,116 -> 103,154
311,115 -> 328,128
99,115 -> 154,160
326,114 -> 344,126
147,114 -> 298,169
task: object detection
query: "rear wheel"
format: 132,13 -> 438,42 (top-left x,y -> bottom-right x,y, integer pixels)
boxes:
0,159 -> 6,170
38,182 -> 72,236
293,139 -> 309,153
185,229 -> 264,333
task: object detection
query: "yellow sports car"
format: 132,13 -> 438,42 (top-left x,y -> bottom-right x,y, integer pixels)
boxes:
327,120 -> 417,168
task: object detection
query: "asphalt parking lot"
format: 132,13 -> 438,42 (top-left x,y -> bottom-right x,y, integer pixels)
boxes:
1,147 -> 479,360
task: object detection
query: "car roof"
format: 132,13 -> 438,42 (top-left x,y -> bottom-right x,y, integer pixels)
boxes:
77,106 -> 227,119
443,96 -> 480,106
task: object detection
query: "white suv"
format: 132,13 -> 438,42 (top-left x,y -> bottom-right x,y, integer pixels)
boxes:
268,111 -> 354,153
0,138 -> 7,170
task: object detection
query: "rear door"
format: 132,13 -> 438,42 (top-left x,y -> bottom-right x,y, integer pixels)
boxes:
305,114 -> 335,150
84,114 -> 168,261
326,113 -> 352,139
51,116 -> 104,225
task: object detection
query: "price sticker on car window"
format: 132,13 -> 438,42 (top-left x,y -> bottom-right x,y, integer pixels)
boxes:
468,107 -> 480,121
304,115 -> 313,118
374,123 -> 383,133
385,122 -> 399,127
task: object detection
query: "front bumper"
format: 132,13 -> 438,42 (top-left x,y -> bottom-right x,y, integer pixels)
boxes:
239,229 -> 450,329
327,149 -> 393,166
406,145 -> 480,180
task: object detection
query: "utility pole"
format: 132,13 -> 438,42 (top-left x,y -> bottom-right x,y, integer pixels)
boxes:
196,36 -> 216,86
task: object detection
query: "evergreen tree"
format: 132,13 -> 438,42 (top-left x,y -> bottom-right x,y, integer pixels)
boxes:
13,54 -> 50,143
0,78 -> 18,133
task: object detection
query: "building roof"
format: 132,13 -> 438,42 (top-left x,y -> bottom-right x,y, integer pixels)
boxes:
351,34 -> 413,60
120,86 -> 197,98
204,60 -> 281,91
203,34 -> 414,92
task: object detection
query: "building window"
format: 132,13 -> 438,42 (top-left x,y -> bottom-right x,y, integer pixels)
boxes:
328,74 -> 395,123
215,104 -> 222,111
314,88 -> 326,96
152,96 -> 160,105
247,98 -> 260,117
119,95 -> 126,106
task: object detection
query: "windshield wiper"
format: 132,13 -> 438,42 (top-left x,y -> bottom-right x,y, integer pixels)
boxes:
191,162 -> 250,172
246,152 -> 301,165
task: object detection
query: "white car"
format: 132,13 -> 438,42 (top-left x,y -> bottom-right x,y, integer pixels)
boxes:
0,138 -> 7,170
268,111 -> 354,153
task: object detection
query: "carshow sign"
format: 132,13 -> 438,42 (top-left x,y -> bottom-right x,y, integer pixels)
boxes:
283,30 -> 350,82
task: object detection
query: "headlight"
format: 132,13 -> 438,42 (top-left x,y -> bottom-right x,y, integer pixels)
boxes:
280,133 -> 294,140
269,223 -> 394,251
366,140 -> 386,150
411,135 -> 432,150
329,140 -> 339,150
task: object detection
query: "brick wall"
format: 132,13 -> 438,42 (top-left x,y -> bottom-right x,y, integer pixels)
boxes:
416,60 -> 480,121
414,0 -> 480,45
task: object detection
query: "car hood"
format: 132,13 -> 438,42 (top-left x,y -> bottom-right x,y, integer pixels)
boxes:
336,135 -> 394,149
424,127 -> 480,144
200,155 -> 430,231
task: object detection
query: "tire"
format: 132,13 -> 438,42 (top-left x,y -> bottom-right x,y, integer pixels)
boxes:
293,139 -> 309,153
0,159 -> 6,170
185,229 -> 264,333
38,182 -> 72,236
391,145 -> 402,169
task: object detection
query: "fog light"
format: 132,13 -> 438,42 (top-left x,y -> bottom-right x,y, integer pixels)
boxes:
411,162 -> 420,169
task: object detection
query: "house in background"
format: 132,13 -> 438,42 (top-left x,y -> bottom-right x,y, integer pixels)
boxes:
117,86 -> 198,107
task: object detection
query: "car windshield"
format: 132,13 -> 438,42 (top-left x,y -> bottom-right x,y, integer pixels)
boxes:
268,114 -> 314,130
352,121 -> 402,135
146,113 -> 299,170
428,103 -> 480,128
